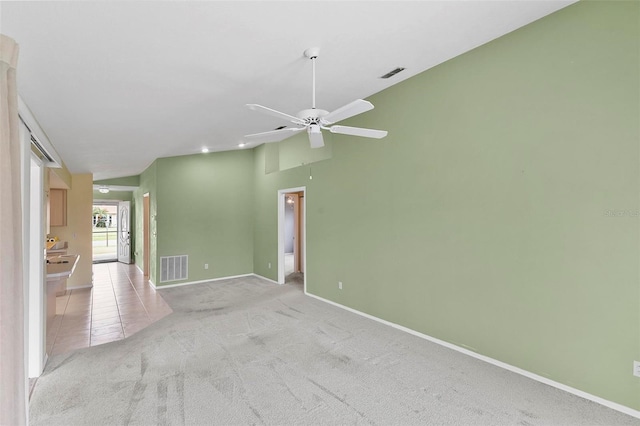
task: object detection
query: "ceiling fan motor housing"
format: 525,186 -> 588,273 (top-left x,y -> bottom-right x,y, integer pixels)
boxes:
297,108 -> 328,125
304,47 -> 320,59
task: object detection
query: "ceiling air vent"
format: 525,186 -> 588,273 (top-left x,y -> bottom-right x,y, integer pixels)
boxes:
380,67 -> 405,79
274,125 -> 287,130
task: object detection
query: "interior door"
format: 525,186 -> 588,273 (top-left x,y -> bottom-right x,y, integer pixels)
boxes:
117,201 -> 131,264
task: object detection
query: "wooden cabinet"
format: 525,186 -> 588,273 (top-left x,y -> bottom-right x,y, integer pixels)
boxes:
50,188 -> 67,227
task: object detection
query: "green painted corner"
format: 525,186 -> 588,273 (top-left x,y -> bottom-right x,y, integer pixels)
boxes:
154,150 -> 255,285
134,161 -> 158,284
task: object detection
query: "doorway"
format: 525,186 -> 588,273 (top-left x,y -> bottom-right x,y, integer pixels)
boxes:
92,202 -> 118,263
278,187 -> 306,291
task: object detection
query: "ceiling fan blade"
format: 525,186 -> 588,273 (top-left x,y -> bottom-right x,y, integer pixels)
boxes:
307,124 -> 325,148
321,99 -> 374,125
244,127 -> 305,144
246,104 -> 306,125
329,125 -> 388,139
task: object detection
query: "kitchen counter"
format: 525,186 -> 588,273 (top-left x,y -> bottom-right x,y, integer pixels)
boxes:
46,254 -> 80,327
46,254 -> 79,279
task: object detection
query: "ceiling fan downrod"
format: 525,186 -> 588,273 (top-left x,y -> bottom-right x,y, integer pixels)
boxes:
304,47 -> 320,110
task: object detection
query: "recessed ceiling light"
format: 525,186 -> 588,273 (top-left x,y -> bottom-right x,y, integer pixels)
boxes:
238,143 -> 246,148
201,147 -> 209,153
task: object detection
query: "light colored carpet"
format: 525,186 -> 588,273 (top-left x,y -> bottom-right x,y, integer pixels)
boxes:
30,276 -> 638,425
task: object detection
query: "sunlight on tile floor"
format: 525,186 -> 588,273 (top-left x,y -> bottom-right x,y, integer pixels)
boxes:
46,262 -> 172,356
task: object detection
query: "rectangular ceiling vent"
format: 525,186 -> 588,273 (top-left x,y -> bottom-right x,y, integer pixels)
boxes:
160,255 -> 188,283
380,67 -> 406,79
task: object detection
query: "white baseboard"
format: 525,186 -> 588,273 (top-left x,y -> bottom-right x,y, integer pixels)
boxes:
152,273 -> 254,290
135,263 -> 144,275
252,273 -> 279,285
304,292 -> 640,420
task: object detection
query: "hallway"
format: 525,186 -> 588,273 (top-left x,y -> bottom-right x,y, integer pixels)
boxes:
46,263 -> 172,356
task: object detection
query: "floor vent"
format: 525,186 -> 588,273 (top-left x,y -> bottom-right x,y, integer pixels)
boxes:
160,255 -> 188,283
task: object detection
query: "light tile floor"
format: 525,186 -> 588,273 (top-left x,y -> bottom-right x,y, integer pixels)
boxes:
46,262 -> 172,356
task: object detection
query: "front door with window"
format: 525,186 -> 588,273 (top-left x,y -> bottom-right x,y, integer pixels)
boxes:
117,201 -> 131,264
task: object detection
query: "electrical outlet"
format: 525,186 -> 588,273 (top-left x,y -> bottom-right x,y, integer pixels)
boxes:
204,263 -> 208,270
268,262 -> 271,269
634,361 -> 640,377
338,281 -> 342,290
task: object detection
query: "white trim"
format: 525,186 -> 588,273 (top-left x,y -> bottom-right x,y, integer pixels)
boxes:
149,280 -> 156,289
26,146 -> 45,380
18,96 -> 62,167
66,283 -> 93,290
252,273 -> 279,285
152,273 -> 254,290
305,292 -> 640,420
277,186 -> 307,293
135,263 -> 144,275
26,142 -> 47,380
92,200 -> 119,205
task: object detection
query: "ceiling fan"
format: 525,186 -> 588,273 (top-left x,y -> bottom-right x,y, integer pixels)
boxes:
244,47 -> 388,149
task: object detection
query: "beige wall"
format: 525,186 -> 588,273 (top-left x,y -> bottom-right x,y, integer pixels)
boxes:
49,162 -> 72,189
49,173 -> 93,288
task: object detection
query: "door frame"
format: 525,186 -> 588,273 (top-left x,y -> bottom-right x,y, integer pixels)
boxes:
143,193 -> 150,277
277,187 -> 306,292
27,153 -> 46,378
92,200 -> 119,263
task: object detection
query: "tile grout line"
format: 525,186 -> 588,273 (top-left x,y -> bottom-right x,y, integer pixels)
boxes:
109,263 -> 126,340
90,264 -> 121,346
123,267 -> 152,323
89,282 -> 94,345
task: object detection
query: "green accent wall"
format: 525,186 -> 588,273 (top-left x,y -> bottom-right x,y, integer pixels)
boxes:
135,1 -> 639,411
94,175 -> 140,187
254,0 -> 640,411
253,143 -> 313,279
154,150 -> 255,284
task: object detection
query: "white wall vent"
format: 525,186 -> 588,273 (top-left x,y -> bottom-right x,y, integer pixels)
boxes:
160,255 -> 188,283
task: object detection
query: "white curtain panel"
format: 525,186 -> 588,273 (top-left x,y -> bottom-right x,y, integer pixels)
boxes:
0,34 -> 26,426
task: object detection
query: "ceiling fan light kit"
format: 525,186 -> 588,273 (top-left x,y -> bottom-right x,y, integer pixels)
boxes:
244,47 -> 388,148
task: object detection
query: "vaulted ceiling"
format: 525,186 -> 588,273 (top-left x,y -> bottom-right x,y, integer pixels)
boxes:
1,1 -> 575,180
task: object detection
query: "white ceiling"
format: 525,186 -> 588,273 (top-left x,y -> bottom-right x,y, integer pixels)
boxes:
1,1 -> 575,180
